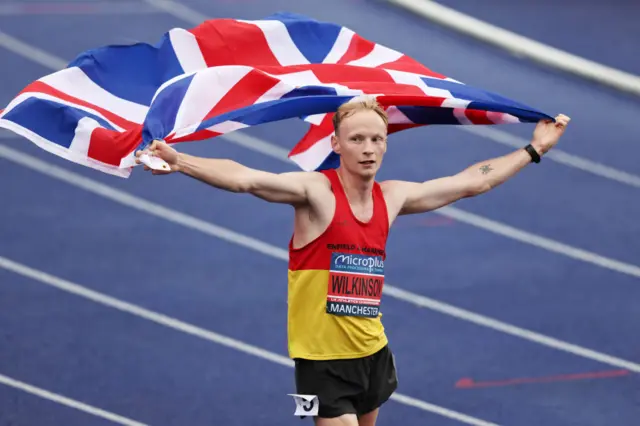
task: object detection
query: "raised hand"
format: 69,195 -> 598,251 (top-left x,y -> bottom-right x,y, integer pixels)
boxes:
531,114 -> 571,155
135,139 -> 180,175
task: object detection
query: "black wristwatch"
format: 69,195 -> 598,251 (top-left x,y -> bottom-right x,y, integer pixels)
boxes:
524,144 -> 541,163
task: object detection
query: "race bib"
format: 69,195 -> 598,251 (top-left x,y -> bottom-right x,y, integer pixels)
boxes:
326,252 -> 384,318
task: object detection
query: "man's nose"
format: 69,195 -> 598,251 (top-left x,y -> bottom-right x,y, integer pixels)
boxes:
362,140 -> 375,153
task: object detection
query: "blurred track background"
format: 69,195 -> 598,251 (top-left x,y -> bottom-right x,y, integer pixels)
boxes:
0,1 -> 639,425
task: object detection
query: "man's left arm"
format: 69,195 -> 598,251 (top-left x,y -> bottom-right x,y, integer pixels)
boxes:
383,114 -> 570,217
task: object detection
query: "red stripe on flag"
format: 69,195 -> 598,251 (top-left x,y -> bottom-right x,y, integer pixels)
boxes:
306,65 -> 428,96
347,82 -> 428,96
464,109 -> 494,125
168,129 -> 221,144
17,81 -> 139,131
378,55 -> 447,79
201,69 -> 280,122
246,64 -> 437,98
338,34 -> 376,64
377,95 -> 448,108
252,64 -> 317,75
191,19 -> 281,67
311,64 -> 396,85
289,116 -> 334,157
87,127 -> 142,166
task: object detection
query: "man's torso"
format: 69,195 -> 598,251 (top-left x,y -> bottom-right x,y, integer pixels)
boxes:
287,169 -> 396,360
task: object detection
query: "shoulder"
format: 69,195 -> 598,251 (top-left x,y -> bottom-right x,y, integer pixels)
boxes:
379,179 -> 403,191
293,171 -> 336,228
295,170 -> 332,189
377,180 -> 412,221
378,179 -> 411,199
291,171 -> 334,205
271,170 -> 331,192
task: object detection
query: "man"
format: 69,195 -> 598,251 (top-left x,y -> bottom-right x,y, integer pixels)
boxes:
136,97 -> 570,425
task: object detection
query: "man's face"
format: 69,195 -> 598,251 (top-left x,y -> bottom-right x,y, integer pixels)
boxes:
331,109 -> 388,179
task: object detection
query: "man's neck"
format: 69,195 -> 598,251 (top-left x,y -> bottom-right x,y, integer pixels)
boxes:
337,167 -> 374,205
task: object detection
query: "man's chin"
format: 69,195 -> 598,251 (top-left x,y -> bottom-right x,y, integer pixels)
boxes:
357,167 -> 378,179
342,162 -> 379,179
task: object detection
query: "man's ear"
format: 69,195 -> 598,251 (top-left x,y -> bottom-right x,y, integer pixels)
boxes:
331,134 -> 340,154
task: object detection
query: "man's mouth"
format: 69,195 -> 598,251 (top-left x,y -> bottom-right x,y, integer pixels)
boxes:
359,160 -> 375,165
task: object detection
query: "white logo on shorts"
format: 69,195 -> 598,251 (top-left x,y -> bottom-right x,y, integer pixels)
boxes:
288,394 -> 319,417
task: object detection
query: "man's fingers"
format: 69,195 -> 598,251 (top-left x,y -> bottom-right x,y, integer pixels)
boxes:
552,114 -> 570,128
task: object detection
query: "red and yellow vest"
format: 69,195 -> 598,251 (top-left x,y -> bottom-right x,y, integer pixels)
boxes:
287,168 -> 390,360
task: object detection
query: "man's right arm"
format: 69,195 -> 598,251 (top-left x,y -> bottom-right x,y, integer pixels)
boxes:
177,153 -> 310,205
136,139 -> 312,206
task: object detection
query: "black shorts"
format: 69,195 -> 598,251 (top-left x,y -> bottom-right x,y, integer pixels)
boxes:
294,345 -> 398,419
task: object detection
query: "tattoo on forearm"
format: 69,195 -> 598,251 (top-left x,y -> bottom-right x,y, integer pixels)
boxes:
479,164 -> 493,175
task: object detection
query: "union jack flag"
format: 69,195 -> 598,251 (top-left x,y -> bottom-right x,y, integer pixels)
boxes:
0,12 -> 551,177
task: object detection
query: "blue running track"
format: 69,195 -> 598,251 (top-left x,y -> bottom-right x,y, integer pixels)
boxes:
0,1 -> 639,425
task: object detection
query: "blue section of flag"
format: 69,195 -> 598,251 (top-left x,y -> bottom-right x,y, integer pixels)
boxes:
266,12 -> 343,64
67,34 -> 184,106
397,106 -> 460,125
419,77 -> 535,111
315,151 -> 341,171
142,73 -> 195,147
192,95 -> 356,132
3,98 -> 117,149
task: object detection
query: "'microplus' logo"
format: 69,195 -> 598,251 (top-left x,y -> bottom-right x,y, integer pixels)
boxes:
331,253 -> 384,275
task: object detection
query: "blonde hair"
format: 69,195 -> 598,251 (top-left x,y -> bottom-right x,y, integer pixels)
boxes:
332,97 -> 388,135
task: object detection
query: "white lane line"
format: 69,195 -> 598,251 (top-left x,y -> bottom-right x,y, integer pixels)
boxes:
0,256 -> 500,426
0,143 -> 285,259
462,127 -> 640,189
140,0 -> 209,24
0,372 -> 148,426
141,0 -> 640,191
221,131 -> 293,162
382,285 -> 640,373
1,142 -> 640,375
0,30 -> 68,70
436,206 -> 640,278
385,0 -> 640,97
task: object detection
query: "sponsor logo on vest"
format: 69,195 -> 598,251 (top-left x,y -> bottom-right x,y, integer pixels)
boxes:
327,252 -> 385,319
330,253 -> 384,275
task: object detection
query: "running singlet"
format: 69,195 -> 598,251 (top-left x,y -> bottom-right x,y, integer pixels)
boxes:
287,168 -> 390,360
